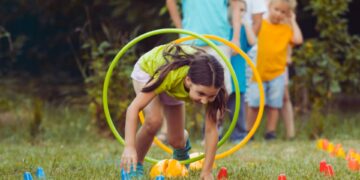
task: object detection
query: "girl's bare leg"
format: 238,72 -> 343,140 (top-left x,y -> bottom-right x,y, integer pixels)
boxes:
164,104 -> 186,149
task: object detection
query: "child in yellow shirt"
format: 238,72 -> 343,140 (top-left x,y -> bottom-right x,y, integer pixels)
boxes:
246,0 -> 303,140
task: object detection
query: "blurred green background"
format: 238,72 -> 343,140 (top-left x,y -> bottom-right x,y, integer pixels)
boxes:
0,0 -> 359,179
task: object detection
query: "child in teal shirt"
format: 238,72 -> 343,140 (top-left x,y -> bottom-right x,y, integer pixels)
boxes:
227,0 -> 256,142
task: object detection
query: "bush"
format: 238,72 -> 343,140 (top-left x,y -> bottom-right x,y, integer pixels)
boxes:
292,0 -> 359,112
291,0 -> 360,139
74,20 -> 138,136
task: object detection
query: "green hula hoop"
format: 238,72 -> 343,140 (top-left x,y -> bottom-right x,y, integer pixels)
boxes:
103,28 -> 241,164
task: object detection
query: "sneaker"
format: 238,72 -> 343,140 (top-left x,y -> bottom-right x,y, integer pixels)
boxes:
128,162 -> 144,178
172,139 -> 191,168
264,132 -> 277,140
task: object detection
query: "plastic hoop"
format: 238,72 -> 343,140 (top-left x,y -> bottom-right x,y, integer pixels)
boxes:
177,35 -> 265,160
103,29 -> 240,164
147,35 -> 265,161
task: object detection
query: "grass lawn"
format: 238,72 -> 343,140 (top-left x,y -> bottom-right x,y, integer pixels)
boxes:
0,85 -> 359,179
1,139 -> 360,179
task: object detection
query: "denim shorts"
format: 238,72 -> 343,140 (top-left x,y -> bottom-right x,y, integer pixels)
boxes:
246,74 -> 285,108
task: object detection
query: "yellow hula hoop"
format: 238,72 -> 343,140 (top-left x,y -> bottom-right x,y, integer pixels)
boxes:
140,34 -> 265,160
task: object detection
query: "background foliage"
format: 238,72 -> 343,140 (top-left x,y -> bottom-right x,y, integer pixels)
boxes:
290,0 -> 360,138
292,0 -> 360,111
1,0 -> 359,137
0,0 -> 174,135
0,0 -> 172,75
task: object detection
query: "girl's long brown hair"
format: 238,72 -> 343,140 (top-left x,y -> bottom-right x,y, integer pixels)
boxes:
142,44 -> 227,122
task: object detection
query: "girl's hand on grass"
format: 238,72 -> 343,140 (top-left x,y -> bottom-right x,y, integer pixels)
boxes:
120,146 -> 137,173
200,171 -> 214,180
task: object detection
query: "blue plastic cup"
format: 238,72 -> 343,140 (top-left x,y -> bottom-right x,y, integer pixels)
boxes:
23,172 -> 33,180
36,167 -> 46,179
120,169 -> 130,180
155,175 -> 165,180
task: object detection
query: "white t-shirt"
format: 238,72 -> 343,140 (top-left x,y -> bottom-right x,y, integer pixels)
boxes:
243,0 -> 267,25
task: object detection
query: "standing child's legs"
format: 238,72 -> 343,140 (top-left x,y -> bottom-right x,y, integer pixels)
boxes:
282,47 -> 296,139
246,82 -> 261,136
245,46 -> 258,136
247,106 -> 259,133
281,85 -> 295,139
246,74 -> 285,140
248,105 -> 280,140
228,93 -> 247,141
265,107 -> 280,139
264,74 -> 285,140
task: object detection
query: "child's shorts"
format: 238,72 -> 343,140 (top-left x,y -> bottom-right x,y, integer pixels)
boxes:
131,62 -> 184,106
246,74 -> 285,108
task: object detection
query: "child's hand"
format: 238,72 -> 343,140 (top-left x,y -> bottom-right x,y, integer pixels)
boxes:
289,11 -> 296,22
200,171 -> 214,180
120,146 -> 138,173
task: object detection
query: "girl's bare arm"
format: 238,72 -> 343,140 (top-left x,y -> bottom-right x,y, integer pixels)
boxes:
201,112 -> 218,178
125,91 -> 156,147
121,90 -> 156,171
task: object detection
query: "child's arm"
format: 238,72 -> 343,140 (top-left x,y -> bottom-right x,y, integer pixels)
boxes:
289,12 -> 303,45
121,91 -> 157,172
230,0 -> 241,48
251,12 -> 264,36
244,22 -> 257,46
287,45 -> 293,65
200,113 -> 219,179
166,0 -> 182,29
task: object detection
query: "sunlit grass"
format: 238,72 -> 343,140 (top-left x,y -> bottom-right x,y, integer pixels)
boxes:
0,93 -> 359,179
1,139 -> 360,179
